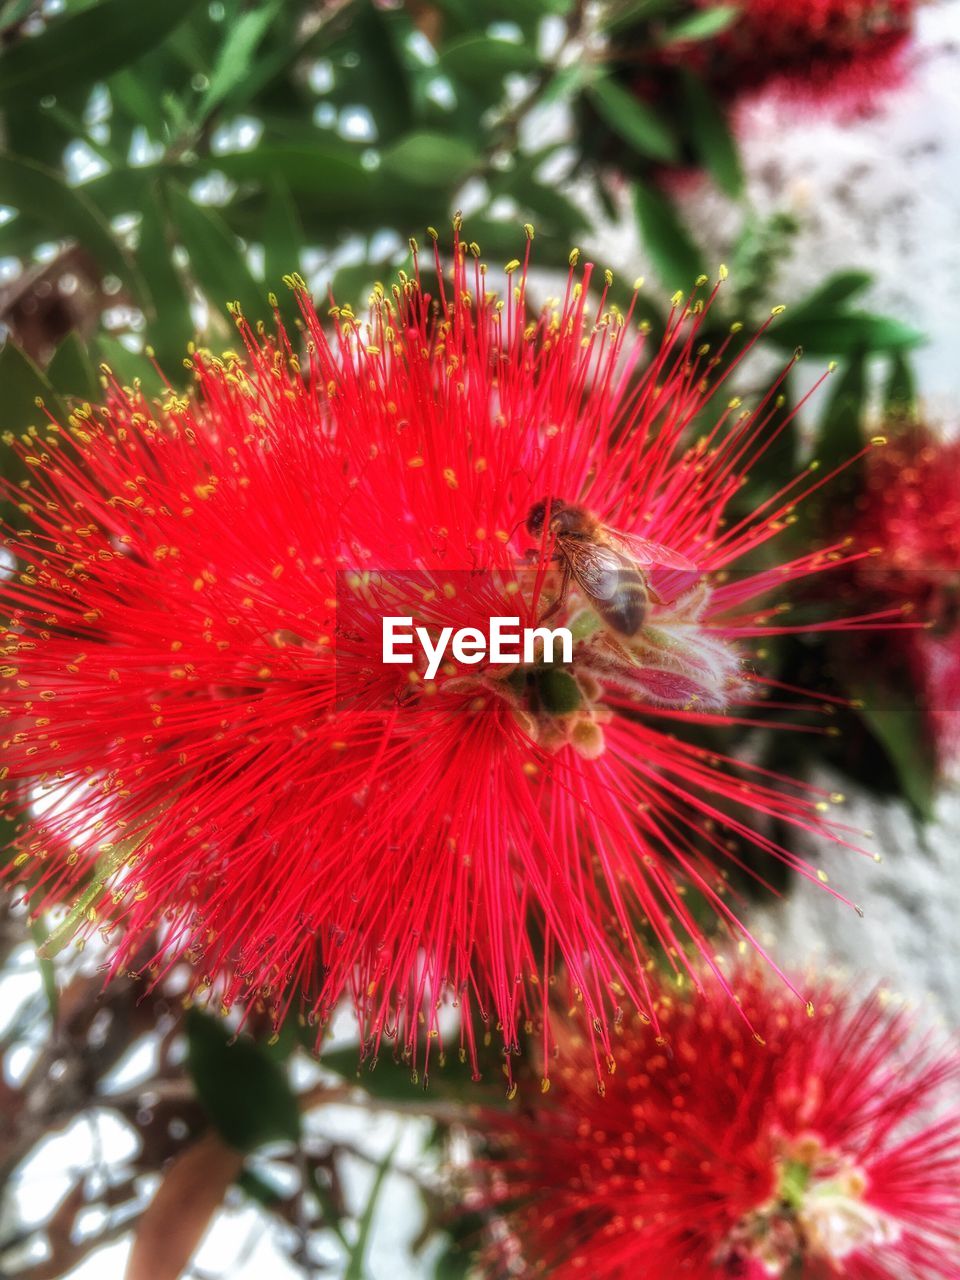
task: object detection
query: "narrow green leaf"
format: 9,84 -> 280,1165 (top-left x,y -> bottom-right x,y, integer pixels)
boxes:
95,336 -> 168,397
587,75 -> 678,164
0,344 -> 64,530
262,179 -> 304,291
0,0 -> 204,109
196,0 -> 281,122
343,1141 -> 398,1280
791,270 -> 874,315
186,1009 -> 301,1153
853,684 -> 937,822
765,312 -> 924,356
816,354 -> 867,472
632,182 -> 707,291
381,131 -> 475,188
137,187 -> 192,371
46,332 -> 100,403
884,350 -> 917,417
29,920 -> 59,1020
439,34 -> 541,83
681,73 -> 743,198
662,4 -> 741,43
166,182 -> 265,323
0,152 -> 134,286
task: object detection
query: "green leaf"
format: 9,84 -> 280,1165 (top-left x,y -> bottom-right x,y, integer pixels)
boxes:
0,344 -> 64,530
215,145 -> 421,224
46,332 -> 100,403
381,131 -> 475,188
196,0 -> 281,122
166,182 -> 265,323
791,270 -> 874,315
0,152 -> 134,286
661,3 -> 741,43
95,336 -> 168,397
765,312 -> 924,357
343,1141 -> 398,1280
186,1009 -> 301,1153
262,179 -> 304,293
136,187 -> 192,371
632,181 -> 706,290
681,73 -> 743,198
29,920 -> 58,1021
816,354 -> 866,472
587,75 -> 678,164
0,0 -> 203,110
884,350 -> 917,417
853,684 -> 937,822
320,1040 -> 505,1100
438,34 -> 541,83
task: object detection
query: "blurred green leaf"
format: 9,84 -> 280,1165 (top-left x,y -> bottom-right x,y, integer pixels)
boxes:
766,312 -> 923,356
439,34 -> 541,82
0,343 -> 64,529
343,1141 -> 398,1280
321,1041 -> 505,1101
587,75 -> 677,164
262,179 -> 304,291
95,336 -> 168,397
632,181 -> 706,290
0,0 -> 203,110
884,350 -> 917,418
186,1009 -> 301,1153
681,73 -> 743,198
791,270 -> 873,315
215,145 -> 413,219
816,354 -> 866,472
137,188 -> 192,371
853,683 -> 937,822
661,3 -> 741,43
0,152 -> 134,286
381,131 -> 475,187
29,919 -> 59,1020
196,0 -> 282,123
46,332 -> 100,402
166,182 -> 265,323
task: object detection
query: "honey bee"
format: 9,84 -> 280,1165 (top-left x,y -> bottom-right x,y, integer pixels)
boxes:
525,497 -> 698,636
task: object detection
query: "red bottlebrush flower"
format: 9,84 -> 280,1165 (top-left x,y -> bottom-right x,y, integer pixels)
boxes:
2,230 -> 875,1079
472,967 -> 960,1279
620,0 -> 917,120
684,0 -> 916,107
854,425 -> 960,766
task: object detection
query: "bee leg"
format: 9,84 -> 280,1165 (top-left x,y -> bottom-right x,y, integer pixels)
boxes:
538,558 -> 571,624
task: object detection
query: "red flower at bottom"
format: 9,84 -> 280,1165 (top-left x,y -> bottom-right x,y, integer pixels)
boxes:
474,968 -> 960,1279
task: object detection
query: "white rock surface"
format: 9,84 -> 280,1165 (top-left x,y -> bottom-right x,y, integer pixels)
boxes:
748,776 -> 960,1026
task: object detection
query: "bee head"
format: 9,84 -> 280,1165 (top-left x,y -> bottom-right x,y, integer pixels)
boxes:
526,496 -> 565,537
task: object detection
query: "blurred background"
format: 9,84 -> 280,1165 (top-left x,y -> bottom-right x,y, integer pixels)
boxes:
2,1 -> 959,1276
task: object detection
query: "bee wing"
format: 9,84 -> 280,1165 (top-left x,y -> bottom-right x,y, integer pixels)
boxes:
560,540 -> 625,601
605,528 -> 698,574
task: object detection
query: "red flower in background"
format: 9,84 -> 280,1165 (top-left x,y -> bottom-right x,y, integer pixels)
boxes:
855,425 -> 960,766
649,0 -> 916,112
474,967 -> 960,1279
2,229 -> 878,1080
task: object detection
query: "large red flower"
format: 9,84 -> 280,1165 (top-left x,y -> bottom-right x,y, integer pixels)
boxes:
473,967 -> 960,1279
2,230 -> 875,1079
